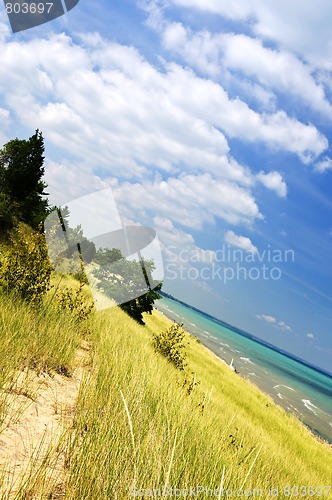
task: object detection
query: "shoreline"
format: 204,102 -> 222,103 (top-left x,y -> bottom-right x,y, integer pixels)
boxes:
153,306 -> 332,448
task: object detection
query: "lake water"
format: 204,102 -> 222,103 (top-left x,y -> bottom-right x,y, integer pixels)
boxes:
156,296 -> 332,445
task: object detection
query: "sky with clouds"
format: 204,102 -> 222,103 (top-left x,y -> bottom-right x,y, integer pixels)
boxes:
0,0 -> 331,372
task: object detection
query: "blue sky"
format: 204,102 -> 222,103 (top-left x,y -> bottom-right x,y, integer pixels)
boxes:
0,1 -> 332,372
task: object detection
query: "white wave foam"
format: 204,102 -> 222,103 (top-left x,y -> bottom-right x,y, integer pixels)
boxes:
273,385 -> 295,391
240,357 -> 255,365
302,399 -> 320,416
277,393 -> 283,400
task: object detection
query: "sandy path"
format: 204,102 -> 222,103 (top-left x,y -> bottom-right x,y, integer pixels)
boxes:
0,342 -> 90,499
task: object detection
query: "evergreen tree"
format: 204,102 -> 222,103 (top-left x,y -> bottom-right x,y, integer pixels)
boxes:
93,248 -> 162,324
0,130 -> 48,228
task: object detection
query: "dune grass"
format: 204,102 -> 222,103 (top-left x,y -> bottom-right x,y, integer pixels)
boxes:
64,306 -> 332,499
0,289 -> 80,389
0,277 -> 331,498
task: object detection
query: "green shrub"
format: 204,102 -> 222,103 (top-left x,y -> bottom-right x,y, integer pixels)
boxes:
152,322 -> 188,370
55,279 -> 94,324
0,223 -> 52,306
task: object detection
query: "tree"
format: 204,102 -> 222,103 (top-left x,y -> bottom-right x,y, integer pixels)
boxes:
55,206 -> 96,264
92,248 -> 162,324
120,284 -> 162,324
94,247 -> 122,266
0,130 -> 49,228
0,193 -> 19,232
67,225 -> 96,264
45,206 -> 96,280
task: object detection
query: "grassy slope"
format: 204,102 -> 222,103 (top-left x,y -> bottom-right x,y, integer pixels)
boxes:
65,304 -> 332,499
0,278 -> 331,498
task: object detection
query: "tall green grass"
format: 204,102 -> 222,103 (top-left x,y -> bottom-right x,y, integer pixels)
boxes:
0,290 -> 80,382
0,282 -> 331,498
64,307 -> 332,499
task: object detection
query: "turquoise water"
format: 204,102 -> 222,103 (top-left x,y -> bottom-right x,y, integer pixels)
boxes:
156,296 -> 332,445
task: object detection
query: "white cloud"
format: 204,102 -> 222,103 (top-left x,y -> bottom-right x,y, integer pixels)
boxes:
114,174 -> 263,230
0,30 -> 326,187
225,230 -> 258,254
162,22 -> 223,76
44,159 -> 110,206
0,23 -> 323,271
220,34 -> 332,117
142,4 -> 330,164
0,31 -> 258,185
153,216 -> 216,265
163,22 -> 187,50
314,156 -> 332,173
257,314 -> 292,332
161,23 -> 332,117
45,160 -> 262,239
0,107 -> 10,125
170,0 -> 253,20
170,0 -> 332,68
256,171 -> 287,198
0,16 -> 10,42
0,107 -> 10,145
154,216 -> 195,248
278,321 -> 292,332
166,65 -> 327,163
307,332 -> 315,340
256,314 -> 277,323
234,80 -> 276,112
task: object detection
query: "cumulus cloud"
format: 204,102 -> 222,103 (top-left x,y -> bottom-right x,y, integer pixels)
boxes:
0,107 -> 10,125
234,80 -> 276,111
0,15 -> 326,270
44,159 -> 110,206
0,29 -> 326,187
163,65 -> 328,163
256,314 -> 277,323
0,31 -> 261,186
0,20 -> 324,272
257,314 -> 292,332
162,22 -> 223,76
161,23 -> 332,117
170,0 -> 332,67
0,107 -> 10,144
314,157 -> 332,173
142,2 -> 330,166
153,216 -> 215,265
220,33 -> 332,117
114,174 -> 263,230
225,230 -> 258,254
256,171 -> 287,198
278,321 -> 292,332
